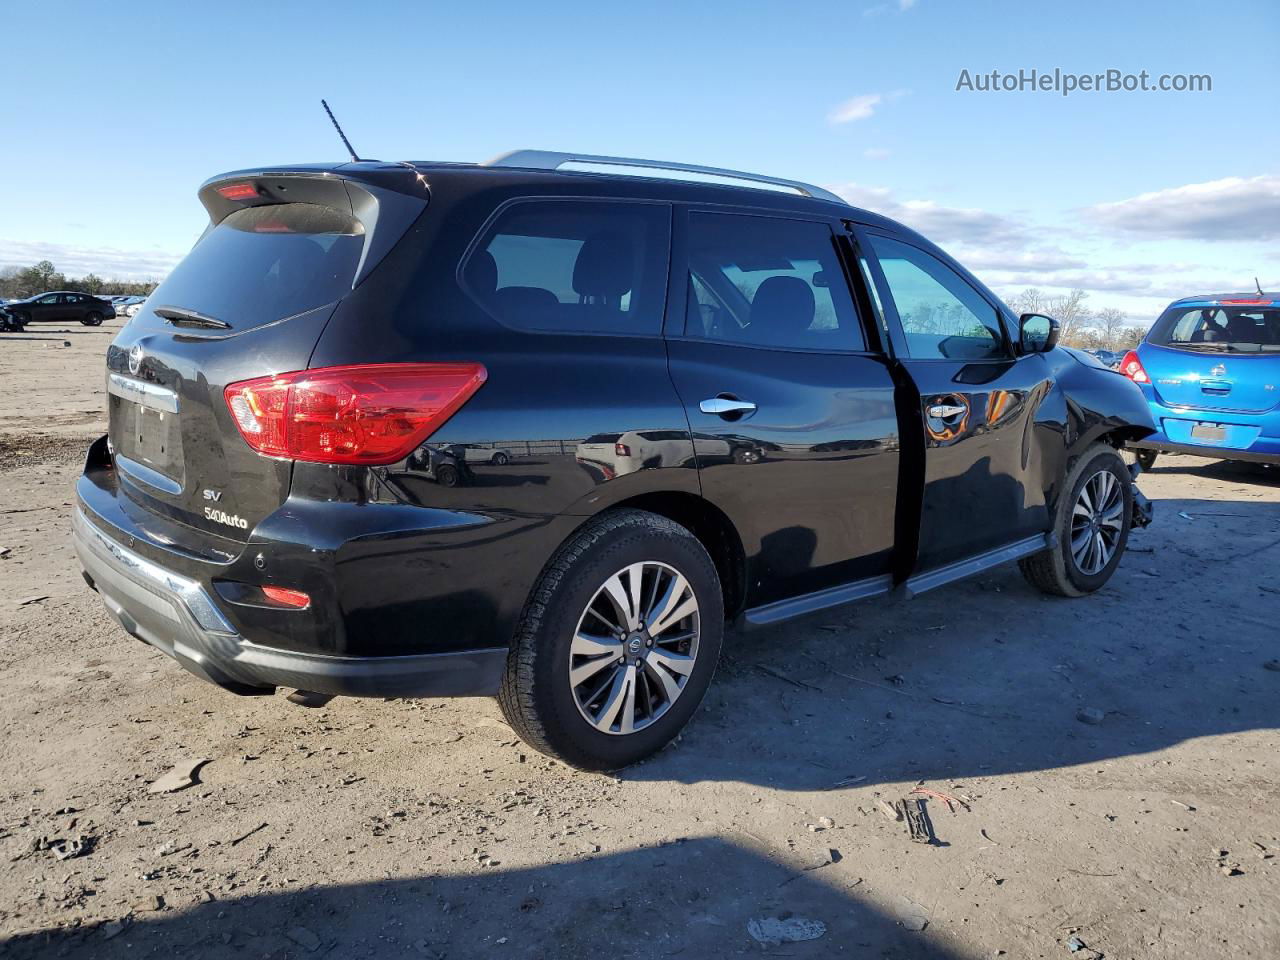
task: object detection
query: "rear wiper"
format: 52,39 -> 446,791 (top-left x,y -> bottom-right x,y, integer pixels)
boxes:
154,305 -> 230,330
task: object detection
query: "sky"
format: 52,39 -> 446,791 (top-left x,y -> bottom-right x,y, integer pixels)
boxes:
2,0 -> 1277,323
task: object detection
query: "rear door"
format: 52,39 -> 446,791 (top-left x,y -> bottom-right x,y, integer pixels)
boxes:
666,208 -> 901,608
66,293 -> 86,321
106,173 -> 426,547
857,229 -> 1053,571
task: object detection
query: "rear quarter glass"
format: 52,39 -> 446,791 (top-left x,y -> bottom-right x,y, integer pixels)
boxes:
142,203 -> 365,332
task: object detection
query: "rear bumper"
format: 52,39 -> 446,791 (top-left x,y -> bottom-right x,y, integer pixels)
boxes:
1130,387 -> 1280,464
1128,438 -> 1280,465
72,507 -> 506,698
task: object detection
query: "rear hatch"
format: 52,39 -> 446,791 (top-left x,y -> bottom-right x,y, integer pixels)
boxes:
1141,299 -> 1280,414
106,167 -> 427,545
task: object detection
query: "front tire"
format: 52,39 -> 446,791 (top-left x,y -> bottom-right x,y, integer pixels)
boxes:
1020,444 -> 1133,597
498,509 -> 723,770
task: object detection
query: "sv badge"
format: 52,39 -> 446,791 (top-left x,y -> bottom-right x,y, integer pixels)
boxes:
202,489 -> 223,502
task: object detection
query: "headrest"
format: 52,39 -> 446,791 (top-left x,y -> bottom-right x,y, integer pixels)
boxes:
572,232 -> 634,300
1226,315 -> 1256,341
751,276 -> 815,337
493,286 -> 558,317
468,249 -> 498,297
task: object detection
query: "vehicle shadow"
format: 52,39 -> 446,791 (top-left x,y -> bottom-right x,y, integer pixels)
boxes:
1147,456 -> 1279,488
0,837 -> 960,960
624,489 -> 1280,791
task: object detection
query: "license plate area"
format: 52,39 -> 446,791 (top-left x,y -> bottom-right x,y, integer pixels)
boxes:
109,393 -> 185,491
1190,421 -> 1226,443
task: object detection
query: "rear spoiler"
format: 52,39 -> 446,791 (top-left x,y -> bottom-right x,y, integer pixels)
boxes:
197,165 -> 429,290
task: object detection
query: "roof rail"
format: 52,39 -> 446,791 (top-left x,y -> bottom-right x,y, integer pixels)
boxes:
483,150 -> 846,205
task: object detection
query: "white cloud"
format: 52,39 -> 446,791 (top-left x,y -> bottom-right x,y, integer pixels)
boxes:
0,238 -> 183,281
828,94 -> 883,124
958,249 -> 1088,273
826,179 -> 1275,314
863,0 -> 915,14
1086,174 -> 1280,241
863,147 -> 892,160
828,90 -> 908,125
830,182 -> 1034,250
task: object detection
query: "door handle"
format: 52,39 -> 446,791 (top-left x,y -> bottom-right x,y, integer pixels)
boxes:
700,396 -> 757,417
927,403 -> 966,420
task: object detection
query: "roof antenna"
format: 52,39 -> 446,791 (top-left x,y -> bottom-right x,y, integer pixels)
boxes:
1257,276 -> 1266,297
321,99 -> 364,163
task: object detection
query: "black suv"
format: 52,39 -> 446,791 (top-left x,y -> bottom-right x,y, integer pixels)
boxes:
3,291 -> 115,328
73,151 -> 1154,769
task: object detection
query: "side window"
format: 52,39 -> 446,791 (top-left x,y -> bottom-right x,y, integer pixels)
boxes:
38,294 -> 59,304
463,200 -> 669,335
866,235 -> 1006,360
684,213 -> 864,351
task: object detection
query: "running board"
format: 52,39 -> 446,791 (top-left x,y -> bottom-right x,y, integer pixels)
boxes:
738,532 -> 1054,630
742,574 -> 894,629
900,533 -> 1054,600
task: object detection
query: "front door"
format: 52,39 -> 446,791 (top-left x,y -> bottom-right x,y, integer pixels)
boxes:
32,293 -> 61,321
666,209 -> 901,608
858,231 -> 1054,571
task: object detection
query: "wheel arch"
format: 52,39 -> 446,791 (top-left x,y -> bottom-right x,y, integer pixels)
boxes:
593,491 -> 748,621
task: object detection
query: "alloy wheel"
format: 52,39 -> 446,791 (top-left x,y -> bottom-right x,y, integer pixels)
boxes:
569,560 -> 700,735
1070,468 -> 1124,575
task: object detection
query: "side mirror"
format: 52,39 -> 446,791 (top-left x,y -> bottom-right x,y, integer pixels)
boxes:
1019,313 -> 1060,353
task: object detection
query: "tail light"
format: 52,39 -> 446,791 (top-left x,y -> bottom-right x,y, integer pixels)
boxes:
225,363 -> 487,465
261,586 -> 311,609
1119,350 -> 1150,384
615,442 -> 632,457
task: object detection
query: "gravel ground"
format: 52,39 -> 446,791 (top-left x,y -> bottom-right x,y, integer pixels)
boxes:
1,320 -> 1277,960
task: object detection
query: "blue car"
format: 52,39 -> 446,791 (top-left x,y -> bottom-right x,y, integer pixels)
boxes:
1124,292 -> 1280,469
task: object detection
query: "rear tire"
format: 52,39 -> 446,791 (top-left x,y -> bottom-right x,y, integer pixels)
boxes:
498,509 -> 723,771
82,312 -> 103,326
491,451 -> 510,465
1020,444 -> 1133,598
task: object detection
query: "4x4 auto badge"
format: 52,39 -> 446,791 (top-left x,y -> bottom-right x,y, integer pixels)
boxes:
127,344 -> 144,376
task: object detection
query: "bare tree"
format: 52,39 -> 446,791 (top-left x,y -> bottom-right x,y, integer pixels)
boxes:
1005,288 -> 1049,316
1050,289 -> 1091,344
1116,325 -> 1147,351
1093,307 -> 1128,350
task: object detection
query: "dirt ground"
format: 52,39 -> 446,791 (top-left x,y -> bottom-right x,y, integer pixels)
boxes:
1,319 -> 1277,960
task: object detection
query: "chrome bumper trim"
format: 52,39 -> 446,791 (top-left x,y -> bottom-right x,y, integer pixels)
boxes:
73,507 -> 234,635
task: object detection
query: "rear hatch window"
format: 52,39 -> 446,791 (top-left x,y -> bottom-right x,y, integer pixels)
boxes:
148,203 -> 365,331
1152,304 -> 1280,354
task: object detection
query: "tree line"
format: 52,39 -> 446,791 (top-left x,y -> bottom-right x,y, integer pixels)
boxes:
0,260 -> 159,300
1005,287 -> 1146,353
